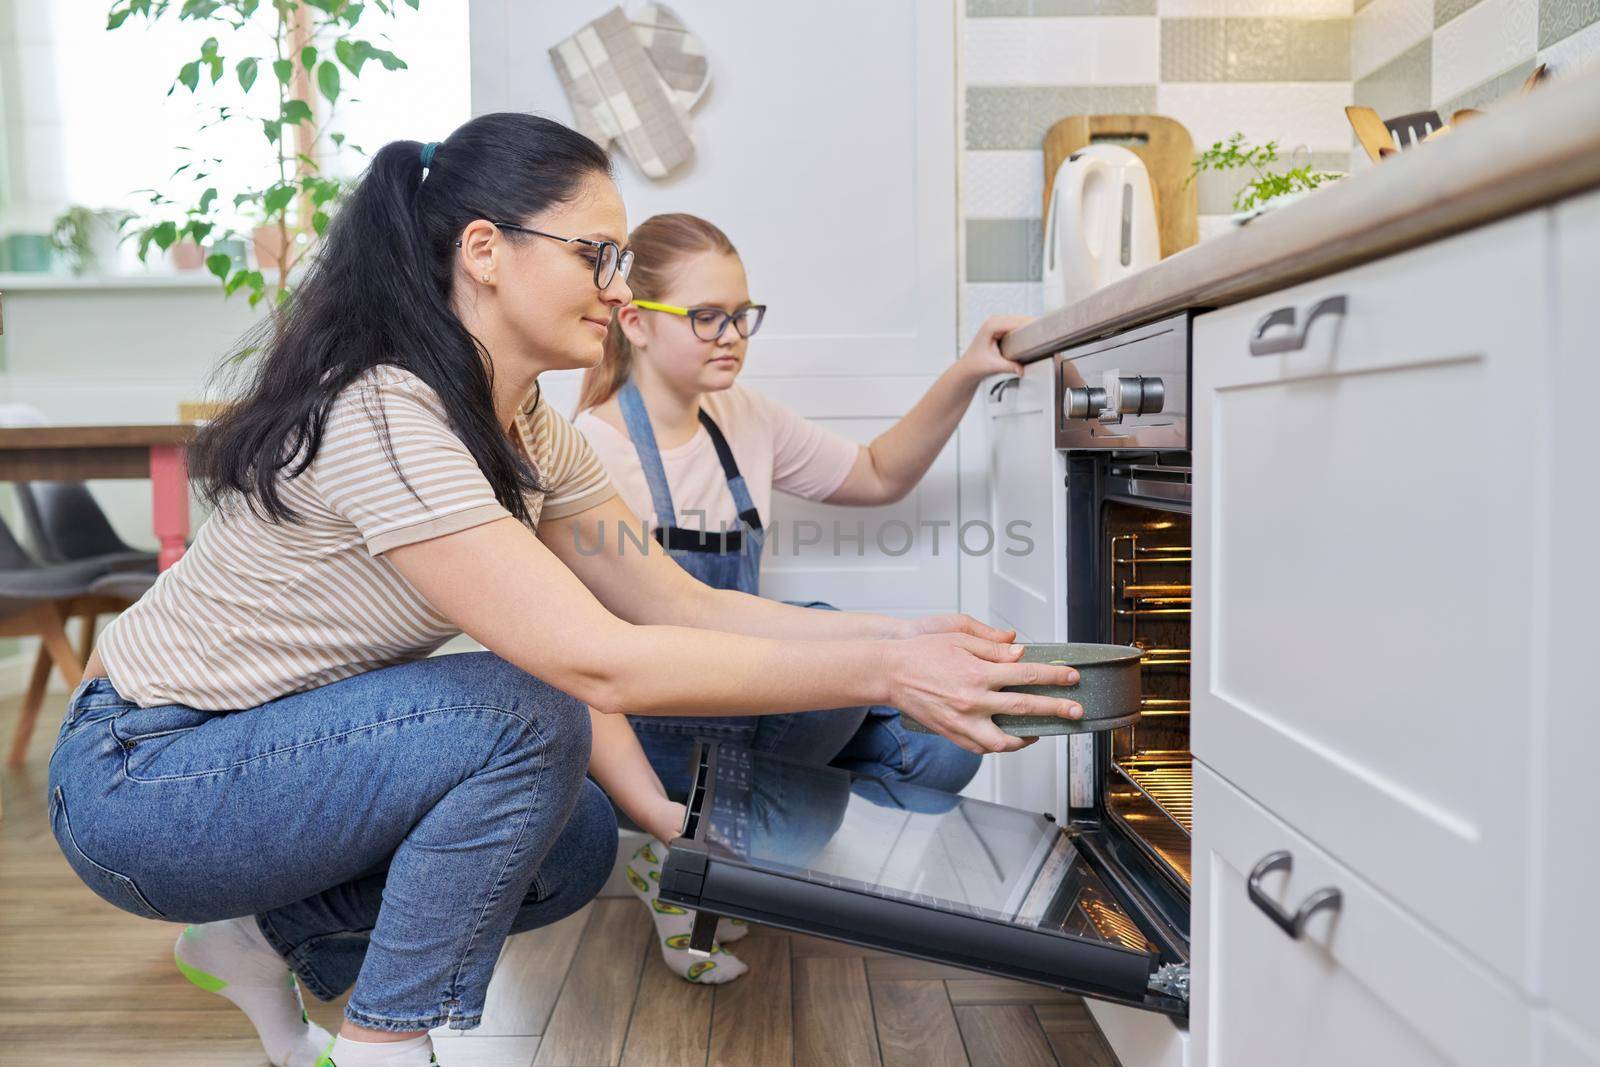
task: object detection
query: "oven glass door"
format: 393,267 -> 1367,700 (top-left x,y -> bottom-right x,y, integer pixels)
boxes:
660,742 -> 1187,1016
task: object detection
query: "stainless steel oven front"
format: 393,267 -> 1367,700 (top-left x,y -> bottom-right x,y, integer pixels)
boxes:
1058,312 -> 1195,971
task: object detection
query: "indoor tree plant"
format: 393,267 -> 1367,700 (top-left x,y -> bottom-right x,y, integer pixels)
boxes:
106,0 -> 416,310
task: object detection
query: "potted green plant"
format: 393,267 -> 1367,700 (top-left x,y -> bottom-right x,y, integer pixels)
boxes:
1189,133 -> 1343,220
107,0 -> 416,310
49,207 -> 132,275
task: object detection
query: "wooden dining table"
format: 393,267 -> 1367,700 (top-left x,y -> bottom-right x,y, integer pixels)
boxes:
0,424 -> 199,570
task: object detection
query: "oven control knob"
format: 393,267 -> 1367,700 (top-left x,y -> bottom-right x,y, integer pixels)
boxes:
1111,375 -> 1166,416
1065,386 -> 1109,419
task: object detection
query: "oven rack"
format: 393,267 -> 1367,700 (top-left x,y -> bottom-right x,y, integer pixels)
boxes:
1111,757 -> 1193,835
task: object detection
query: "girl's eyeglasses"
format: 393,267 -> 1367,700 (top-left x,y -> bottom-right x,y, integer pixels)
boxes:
488,221 -> 634,289
634,300 -> 767,342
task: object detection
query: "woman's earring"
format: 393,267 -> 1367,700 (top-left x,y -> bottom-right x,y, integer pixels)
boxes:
481,273 -> 491,283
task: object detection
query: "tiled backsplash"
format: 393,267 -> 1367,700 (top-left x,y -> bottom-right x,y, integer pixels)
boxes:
1353,0 -> 1600,117
960,0 -> 1355,332
960,0 -> 1600,335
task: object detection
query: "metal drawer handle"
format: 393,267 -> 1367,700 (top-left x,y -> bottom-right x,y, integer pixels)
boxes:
1247,850 -> 1343,939
988,375 -> 1021,401
1249,294 -> 1348,356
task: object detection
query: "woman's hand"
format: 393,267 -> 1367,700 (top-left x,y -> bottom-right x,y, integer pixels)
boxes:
881,634 -> 1082,755
956,314 -> 1033,383
902,613 -> 1017,643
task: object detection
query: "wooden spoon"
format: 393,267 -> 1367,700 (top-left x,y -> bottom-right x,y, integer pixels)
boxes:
1346,106 -> 1398,163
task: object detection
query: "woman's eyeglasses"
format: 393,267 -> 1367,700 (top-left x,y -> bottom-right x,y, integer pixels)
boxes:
488,221 -> 634,289
634,300 -> 767,342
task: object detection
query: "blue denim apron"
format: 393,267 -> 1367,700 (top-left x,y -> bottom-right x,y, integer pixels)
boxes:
617,381 -> 980,805
616,380 -> 764,594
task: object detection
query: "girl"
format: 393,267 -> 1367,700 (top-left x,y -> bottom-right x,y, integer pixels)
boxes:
573,213 -> 1037,984
47,115 -> 1083,1067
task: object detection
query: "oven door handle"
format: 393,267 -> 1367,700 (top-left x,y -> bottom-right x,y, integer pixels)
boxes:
1246,850 -> 1343,939
1249,295 -> 1348,356
988,375 -> 1022,402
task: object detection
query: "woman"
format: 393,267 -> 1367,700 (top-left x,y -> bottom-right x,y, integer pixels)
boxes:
46,115 -> 1083,1067
573,212 -> 1036,983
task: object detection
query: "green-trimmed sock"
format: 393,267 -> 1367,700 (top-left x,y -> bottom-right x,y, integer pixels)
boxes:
626,841 -> 748,984
316,1033 -> 435,1065
175,918 -> 331,1067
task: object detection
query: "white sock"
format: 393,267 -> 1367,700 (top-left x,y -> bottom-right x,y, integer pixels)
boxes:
626,841 -> 748,984
322,1033 -> 435,1066
175,918 -> 332,1067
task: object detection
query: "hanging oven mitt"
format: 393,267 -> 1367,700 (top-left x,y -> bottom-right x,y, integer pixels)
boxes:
548,4 -> 711,180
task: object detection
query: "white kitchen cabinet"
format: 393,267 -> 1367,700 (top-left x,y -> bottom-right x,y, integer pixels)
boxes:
1192,760 -> 1534,1067
1541,188 -> 1600,1050
1190,212 -> 1550,991
982,357 -> 1071,818
982,356 -> 1065,645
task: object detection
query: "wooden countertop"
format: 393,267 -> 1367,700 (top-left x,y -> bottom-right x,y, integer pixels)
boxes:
1000,65 -> 1600,364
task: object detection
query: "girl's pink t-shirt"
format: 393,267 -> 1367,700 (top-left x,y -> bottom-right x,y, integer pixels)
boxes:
574,385 -> 860,535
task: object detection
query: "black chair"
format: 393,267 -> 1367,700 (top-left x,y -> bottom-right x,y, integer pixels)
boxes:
15,479 -> 159,572
0,513 -> 119,766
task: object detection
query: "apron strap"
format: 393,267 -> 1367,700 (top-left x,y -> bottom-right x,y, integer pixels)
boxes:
617,380 -> 679,530
697,409 -> 763,534
617,381 -> 764,552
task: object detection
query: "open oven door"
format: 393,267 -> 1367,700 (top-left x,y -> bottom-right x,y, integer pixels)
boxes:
659,742 -> 1189,1017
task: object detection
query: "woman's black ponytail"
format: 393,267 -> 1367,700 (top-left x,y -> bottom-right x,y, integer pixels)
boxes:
191,114 -> 613,525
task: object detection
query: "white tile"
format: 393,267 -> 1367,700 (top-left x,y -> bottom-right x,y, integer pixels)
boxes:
1538,16 -> 1600,79
963,150 -> 1044,219
961,282 -> 1044,340
1157,82 -> 1356,153
1158,0 -> 1228,15
1433,0 -> 1539,104
962,17 -> 1160,86
1351,0 -> 1432,80
1228,0 -> 1354,14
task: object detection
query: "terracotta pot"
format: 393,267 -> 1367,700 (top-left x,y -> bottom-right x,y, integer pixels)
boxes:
171,240 -> 206,271
252,226 -> 289,272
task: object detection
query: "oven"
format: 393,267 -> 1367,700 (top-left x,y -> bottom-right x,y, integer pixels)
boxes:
1058,311 -> 1195,961
655,314 -> 1197,1023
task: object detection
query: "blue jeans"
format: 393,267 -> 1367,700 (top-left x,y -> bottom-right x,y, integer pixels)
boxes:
45,652 -> 615,1033
630,605 -> 982,805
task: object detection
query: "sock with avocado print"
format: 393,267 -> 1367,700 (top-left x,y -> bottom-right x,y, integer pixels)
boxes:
175,918 -> 332,1067
314,1033 -> 435,1066
626,841 -> 749,984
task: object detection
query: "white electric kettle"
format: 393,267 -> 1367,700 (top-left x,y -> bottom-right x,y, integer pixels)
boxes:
1041,144 -> 1160,311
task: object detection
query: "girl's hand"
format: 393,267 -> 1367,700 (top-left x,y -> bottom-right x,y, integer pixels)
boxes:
881,634 -> 1082,754
903,613 -> 1016,644
957,314 -> 1033,383
644,798 -> 689,845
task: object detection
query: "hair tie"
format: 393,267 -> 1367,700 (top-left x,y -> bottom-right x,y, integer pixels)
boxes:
420,141 -> 441,169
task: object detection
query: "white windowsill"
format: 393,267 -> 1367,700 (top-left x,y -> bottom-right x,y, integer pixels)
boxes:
0,271 -> 287,293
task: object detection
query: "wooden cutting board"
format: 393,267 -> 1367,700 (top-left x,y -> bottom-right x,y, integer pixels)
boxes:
1042,115 -> 1199,260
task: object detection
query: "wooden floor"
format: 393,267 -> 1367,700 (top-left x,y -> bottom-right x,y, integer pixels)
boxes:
0,695 -> 1120,1067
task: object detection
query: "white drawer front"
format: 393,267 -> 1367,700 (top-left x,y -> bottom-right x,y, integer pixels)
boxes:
984,358 -> 1065,644
1193,760 -> 1534,1067
1191,212 -> 1549,989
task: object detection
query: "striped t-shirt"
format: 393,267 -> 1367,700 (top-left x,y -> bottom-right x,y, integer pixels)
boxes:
97,366 -> 616,710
